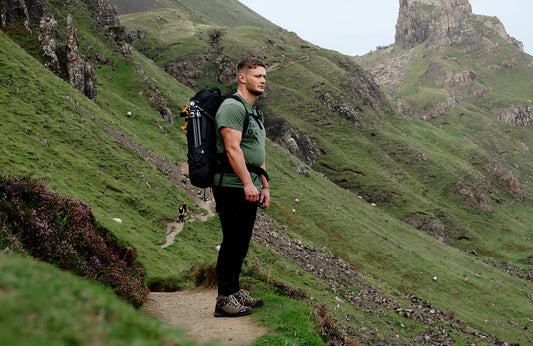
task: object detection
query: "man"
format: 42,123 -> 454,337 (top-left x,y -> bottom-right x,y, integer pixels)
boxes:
177,202 -> 187,222
212,56 -> 270,317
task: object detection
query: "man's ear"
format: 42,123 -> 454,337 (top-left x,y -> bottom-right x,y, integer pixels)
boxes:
237,73 -> 246,84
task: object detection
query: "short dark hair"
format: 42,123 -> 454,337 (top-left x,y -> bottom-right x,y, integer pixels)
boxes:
236,56 -> 265,75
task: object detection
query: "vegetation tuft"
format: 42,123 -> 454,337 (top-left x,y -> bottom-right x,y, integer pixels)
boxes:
316,304 -> 361,346
244,263 -> 309,300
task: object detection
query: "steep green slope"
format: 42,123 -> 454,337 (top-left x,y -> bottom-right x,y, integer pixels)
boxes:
117,5 -> 533,343
2,0 -> 532,344
120,6 -> 315,81
111,0 -> 278,28
0,253 -> 195,345
121,8 -> 531,265
265,49 -> 533,263
356,28 -> 533,263
175,0 -> 278,28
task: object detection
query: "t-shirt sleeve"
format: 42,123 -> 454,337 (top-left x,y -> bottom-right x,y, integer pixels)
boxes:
216,101 -> 245,132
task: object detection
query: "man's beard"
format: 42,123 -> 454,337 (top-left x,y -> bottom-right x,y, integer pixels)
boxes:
247,84 -> 264,96
250,88 -> 264,96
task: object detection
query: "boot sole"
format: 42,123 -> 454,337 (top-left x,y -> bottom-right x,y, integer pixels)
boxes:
250,299 -> 264,308
214,309 -> 252,317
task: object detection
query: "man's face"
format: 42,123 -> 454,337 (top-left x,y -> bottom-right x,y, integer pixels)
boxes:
241,66 -> 266,96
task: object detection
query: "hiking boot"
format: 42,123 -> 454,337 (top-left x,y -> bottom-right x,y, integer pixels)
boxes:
214,294 -> 252,317
234,289 -> 264,308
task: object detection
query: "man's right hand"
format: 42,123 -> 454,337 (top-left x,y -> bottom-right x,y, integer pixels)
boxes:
244,183 -> 260,203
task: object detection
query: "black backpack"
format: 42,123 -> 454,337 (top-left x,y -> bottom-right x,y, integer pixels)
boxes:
180,88 -> 269,188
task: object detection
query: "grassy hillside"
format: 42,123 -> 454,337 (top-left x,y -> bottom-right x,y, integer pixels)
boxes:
120,9 -> 533,266
119,4 -> 532,343
263,49 -> 533,264
356,35 -> 533,262
112,0 -> 278,28
1,0 -> 532,344
0,253 -> 196,345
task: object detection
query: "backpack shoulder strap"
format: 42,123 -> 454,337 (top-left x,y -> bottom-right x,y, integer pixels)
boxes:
228,95 -> 263,132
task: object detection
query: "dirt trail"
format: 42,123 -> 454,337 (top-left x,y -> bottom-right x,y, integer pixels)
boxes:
143,288 -> 269,345
266,52 -> 314,73
161,175 -> 216,248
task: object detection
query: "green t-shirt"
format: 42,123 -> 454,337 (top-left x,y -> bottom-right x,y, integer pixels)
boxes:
214,94 -> 266,189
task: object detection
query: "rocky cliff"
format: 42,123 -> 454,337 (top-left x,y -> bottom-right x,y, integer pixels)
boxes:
356,0 -> 530,205
0,0 -> 45,32
395,0 -> 523,51
360,0 -> 531,123
1,0 -> 124,101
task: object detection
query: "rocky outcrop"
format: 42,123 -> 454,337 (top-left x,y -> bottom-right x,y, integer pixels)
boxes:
132,68 -> 175,124
275,128 -> 322,166
396,0 -> 473,49
96,0 -> 120,26
146,86 -> 174,124
2,1 -> 100,100
165,53 -> 237,89
316,92 -> 366,128
403,213 -> 451,242
484,161 -> 524,202
215,55 -> 235,85
106,25 -> 133,57
80,0 -> 119,27
0,0 -> 45,32
435,69 -> 478,92
493,103 -> 533,127
454,160 -> 524,208
125,29 -> 145,45
395,0 -> 522,52
471,14 -> 523,51
265,113 -> 323,166
66,15 -> 98,101
74,0 -> 128,56
166,60 -> 202,89
455,181 -> 493,210
38,16 -> 62,76
366,1 -> 526,120
356,45 -> 412,99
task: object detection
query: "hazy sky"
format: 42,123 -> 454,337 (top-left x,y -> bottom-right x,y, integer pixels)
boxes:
238,0 -> 532,56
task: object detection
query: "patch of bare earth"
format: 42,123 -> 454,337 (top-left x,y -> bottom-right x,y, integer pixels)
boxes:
143,288 -> 269,345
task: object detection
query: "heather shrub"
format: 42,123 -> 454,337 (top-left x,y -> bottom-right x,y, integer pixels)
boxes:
0,173 -> 149,307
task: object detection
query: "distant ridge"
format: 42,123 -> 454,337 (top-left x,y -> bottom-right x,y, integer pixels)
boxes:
110,0 -> 279,29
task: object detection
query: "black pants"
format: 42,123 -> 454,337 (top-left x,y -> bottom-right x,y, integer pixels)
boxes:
212,186 -> 258,296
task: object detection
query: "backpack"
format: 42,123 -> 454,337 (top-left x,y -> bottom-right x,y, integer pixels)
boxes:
180,88 -> 269,188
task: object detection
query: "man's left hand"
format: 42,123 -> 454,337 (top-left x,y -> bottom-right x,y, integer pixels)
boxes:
259,187 -> 270,209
